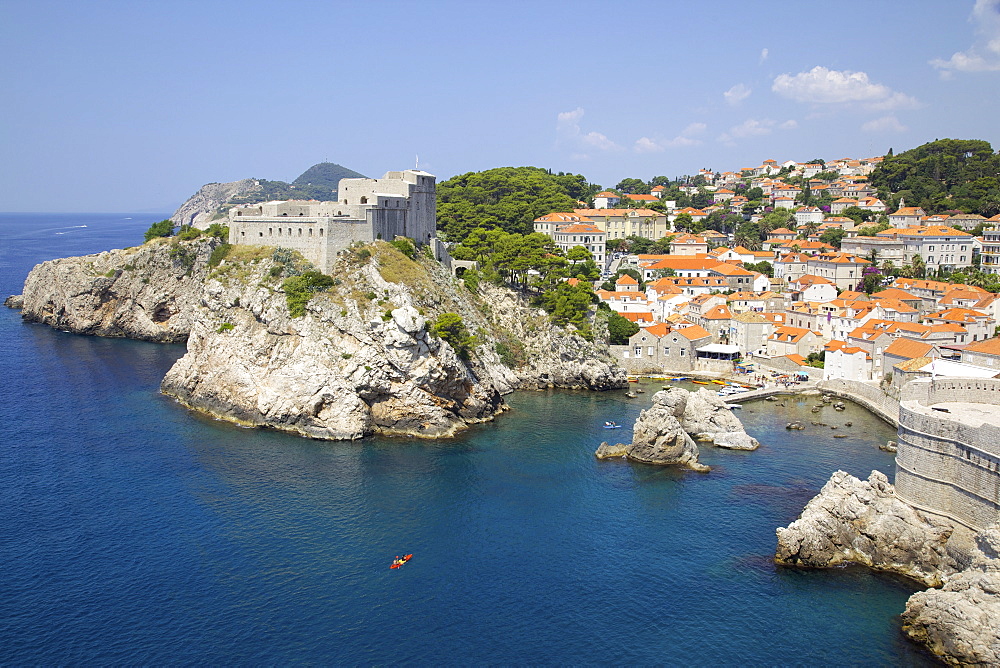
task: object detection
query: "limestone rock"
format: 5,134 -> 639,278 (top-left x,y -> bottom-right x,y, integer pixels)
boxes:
171,178 -> 259,228
4,294 -> 23,308
594,442 -> 629,459
654,387 -> 760,450
775,470 -> 974,587
900,526 -> 1000,666
18,238 -> 214,342
625,391 -> 709,471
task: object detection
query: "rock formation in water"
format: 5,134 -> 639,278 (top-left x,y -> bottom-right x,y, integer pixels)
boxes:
593,388 -> 760,469
776,470 -> 1000,665
12,237 -> 625,440
775,470 -> 973,587
627,399 -> 709,471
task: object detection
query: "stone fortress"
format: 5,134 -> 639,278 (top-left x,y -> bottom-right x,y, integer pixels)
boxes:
895,376 -> 1000,532
228,169 -> 436,273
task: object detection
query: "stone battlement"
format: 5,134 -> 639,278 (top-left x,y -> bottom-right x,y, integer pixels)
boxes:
895,377 -> 1000,532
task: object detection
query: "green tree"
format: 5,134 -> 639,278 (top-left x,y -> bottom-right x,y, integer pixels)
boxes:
144,219 -> 175,242
819,228 -> 846,249
431,313 -> 476,360
615,178 -> 649,194
282,271 -> 335,317
436,167 -> 583,242
606,308 -> 639,344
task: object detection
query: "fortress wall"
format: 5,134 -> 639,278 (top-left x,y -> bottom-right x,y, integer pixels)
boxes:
895,377 -> 1000,532
901,376 -> 1000,407
815,378 -> 900,425
229,218 -> 372,273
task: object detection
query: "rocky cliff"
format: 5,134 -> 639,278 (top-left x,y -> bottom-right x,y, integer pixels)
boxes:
171,179 -> 261,228
13,237 -> 625,440
18,237 -> 214,342
776,470 -> 1000,665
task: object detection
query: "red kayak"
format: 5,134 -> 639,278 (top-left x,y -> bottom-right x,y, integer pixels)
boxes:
390,554 -> 413,569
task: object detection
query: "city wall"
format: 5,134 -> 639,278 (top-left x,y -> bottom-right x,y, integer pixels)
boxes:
895,377 -> 1000,532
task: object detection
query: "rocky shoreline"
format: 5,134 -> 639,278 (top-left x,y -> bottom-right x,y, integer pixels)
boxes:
776,470 -> 1000,665
9,237 -> 625,440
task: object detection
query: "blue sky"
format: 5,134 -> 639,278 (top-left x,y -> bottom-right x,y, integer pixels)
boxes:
3,0 -> 1000,212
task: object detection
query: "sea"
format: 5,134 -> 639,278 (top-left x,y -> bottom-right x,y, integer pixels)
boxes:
0,213 -> 938,665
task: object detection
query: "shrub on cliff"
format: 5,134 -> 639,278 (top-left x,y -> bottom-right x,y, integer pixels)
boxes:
431,313 -> 476,360
282,271 -> 335,317
144,219 -> 175,242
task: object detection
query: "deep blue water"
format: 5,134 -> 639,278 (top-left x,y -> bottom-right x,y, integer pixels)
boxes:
0,214 -> 937,664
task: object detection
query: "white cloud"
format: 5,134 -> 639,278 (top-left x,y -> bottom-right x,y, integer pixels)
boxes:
723,83 -> 752,106
931,0 -> 1000,74
716,118 -> 798,146
759,47 -> 769,64
633,122 -> 707,152
771,66 -> 918,110
861,115 -> 908,133
729,118 -> 775,138
556,107 -> 623,152
634,137 -> 664,153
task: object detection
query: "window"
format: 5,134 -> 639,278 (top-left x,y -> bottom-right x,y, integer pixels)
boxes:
634,347 -> 642,357
665,347 -> 670,356
680,349 -> 686,356
928,256 -> 934,263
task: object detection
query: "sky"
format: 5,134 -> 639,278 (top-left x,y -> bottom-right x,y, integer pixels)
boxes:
3,0 -> 1000,213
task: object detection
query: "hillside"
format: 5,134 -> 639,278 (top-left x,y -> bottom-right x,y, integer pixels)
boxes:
869,139 -> 1000,216
436,166 -> 597,242
171,162 -> 367,229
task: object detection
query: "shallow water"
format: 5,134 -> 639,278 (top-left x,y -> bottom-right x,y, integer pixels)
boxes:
0,214 -> 936,664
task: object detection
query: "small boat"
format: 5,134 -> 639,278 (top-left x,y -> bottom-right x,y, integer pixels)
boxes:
625,392 -> 637,398
692,380 -> 710,385
635,388 -> 645,393
627,378 -> 639,383
390,554 -> 413,569
711,380 -> 726,385
603,422 -> 623,429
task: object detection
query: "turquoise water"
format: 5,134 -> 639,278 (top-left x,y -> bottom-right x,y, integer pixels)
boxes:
0,214 -> 936,664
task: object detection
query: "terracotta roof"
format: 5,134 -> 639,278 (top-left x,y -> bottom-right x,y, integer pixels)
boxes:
676,325 -> 711,340
643,323 -> 671,337
769,326 -> 818,343
555,222 -> 604,234
783,354 -> 807,366
963,337 -> 1000,356
883,338 -> 934,360
616,274 -> 639,285
703,305 -> 733,320
535,212 -> 590,223
620,312 -> 654,323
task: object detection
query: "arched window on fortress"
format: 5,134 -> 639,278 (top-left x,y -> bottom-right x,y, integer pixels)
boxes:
319,229 -> 324,236
309,229 -> 313,236
278,228 -> 282,235
298,228 -> 302,236
268,227 -> 273,235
